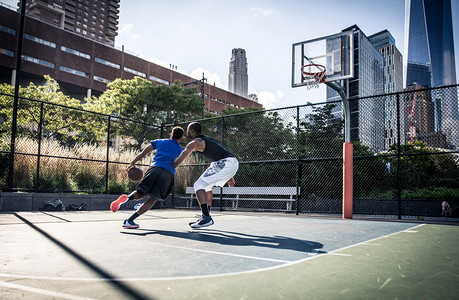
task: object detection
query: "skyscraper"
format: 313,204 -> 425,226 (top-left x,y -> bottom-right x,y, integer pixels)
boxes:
404,0 -> 456,88
404,0 -> 458,148
369,30 -> 404,148
228,48 -> 248,98
327,25 -> 385,153
18,0 -> 120,46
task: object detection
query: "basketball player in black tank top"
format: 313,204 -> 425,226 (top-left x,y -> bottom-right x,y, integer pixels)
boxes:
174,122 -> 239,228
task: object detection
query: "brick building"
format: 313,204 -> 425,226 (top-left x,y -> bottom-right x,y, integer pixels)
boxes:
0,3 -> 261,115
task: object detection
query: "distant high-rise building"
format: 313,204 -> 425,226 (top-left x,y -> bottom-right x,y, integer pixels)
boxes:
405,0 -> 456,88
369,30 -> 404,148
18,0 -> 120,46
405,0 -> 458,149
228,48 -> 248,98
327,25 -> 385,153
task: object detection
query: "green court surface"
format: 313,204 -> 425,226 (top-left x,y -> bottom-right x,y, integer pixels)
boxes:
0,210 -> 458,299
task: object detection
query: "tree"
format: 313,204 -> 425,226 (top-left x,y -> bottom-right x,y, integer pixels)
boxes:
384,141 -> 459,190
84,77 -> 204,148
0,75 -> 103,146
299,103 -> 343,158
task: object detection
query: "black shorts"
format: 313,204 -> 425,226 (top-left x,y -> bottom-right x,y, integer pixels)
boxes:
136,166 -> 174,200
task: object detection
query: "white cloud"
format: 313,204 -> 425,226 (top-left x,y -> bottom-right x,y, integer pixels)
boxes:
249,7 -> 273,17
118,23 -> 140,40
254,90 -> 283,109
146,57 -> 169,68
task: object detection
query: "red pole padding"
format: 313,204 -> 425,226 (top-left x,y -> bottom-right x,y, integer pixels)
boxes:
343,142 -> 353,219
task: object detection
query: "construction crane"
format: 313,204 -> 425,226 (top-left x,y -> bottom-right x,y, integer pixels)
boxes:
408,86 -> 418,142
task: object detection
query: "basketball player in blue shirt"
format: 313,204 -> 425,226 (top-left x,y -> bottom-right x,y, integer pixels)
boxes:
174,122 -> 239,228
110,126 -> 184,228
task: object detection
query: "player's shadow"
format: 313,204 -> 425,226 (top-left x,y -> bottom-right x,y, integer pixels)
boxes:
121,228 -> 325,254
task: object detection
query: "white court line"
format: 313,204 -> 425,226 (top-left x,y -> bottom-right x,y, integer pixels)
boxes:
0,224 -> 425,282
0,280 -> 96,300
143,240 -> 292,263
329,253 -> 352,257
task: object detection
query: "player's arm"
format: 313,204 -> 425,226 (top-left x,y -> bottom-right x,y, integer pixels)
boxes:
227,177 -> 235,187
173,139 -> 204,167
127,144 -> 154,172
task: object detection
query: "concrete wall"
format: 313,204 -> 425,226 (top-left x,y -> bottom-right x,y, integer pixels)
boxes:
0,192 -> 142,211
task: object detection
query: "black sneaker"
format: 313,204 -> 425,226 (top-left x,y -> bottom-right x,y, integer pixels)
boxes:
122,219 -> 139,229
190,215 -> 214,228
189,214 -> 202,226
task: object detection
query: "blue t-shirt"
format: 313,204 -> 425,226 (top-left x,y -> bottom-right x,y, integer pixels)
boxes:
150,139 -> 183,175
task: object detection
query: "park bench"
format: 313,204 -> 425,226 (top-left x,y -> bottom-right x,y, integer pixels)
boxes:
182,186 -> 298,211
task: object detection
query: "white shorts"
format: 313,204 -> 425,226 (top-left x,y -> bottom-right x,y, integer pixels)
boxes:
194,157 -> 239,192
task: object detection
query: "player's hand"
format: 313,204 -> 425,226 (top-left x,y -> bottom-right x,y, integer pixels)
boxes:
126,163 -> 135,173
227,177 -> 235,187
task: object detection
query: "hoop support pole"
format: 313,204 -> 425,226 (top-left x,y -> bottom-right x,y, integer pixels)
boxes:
325,81 -> 353,219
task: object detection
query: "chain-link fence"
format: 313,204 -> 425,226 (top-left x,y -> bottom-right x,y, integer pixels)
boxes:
0,92 -> 163,194
1,85 -> 458,217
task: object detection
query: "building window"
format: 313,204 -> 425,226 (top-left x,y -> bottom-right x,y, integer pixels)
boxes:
61,46 -> 90,59
22,55 -> 54,68
93,75 -> 111,84
95,57 -> 120,69
24,34 -> 56,48
124,67 -> 146,78
0,48 -> 14,57
0,25 -> 16,35
59,66 -> 89,78
149,75 -> 169,85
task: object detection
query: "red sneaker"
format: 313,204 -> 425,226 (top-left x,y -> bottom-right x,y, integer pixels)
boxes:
110,195 -> 128,212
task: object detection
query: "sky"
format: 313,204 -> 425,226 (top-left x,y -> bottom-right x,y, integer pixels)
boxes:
2,0 -> 458,109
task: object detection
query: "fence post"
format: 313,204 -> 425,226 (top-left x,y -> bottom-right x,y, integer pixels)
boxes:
220,116 -> 225,212
35,102 -> 45,192
296,106 -> 300,215
396,92 -> 402,219
105,115 -> 111,193
160,123 -> 164,139
7,0 -> 27,191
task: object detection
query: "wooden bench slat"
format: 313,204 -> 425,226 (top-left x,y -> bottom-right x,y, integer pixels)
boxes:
181,186 -> 299,210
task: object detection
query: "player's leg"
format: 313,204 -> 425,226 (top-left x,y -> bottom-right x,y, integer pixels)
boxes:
207,190 -> 213,212
189,178 -> 214,228
110,190 -> 146,212
123,196 -> 157,229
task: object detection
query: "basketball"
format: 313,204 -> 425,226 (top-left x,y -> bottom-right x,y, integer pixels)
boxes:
128,167 -> 143,182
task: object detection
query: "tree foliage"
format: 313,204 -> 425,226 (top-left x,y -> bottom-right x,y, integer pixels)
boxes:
84,77 -> 204,148
0,75 -> 103,146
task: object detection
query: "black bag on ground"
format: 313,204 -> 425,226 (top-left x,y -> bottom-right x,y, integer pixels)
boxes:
41,199 -> 65,211
67,203 -> 87,211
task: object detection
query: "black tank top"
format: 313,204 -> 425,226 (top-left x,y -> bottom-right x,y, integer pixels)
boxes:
197,135 -> 234,162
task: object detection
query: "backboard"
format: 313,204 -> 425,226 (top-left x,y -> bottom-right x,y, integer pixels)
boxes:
292,31 -> 354,87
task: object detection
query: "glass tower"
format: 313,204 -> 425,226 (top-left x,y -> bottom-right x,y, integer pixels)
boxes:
405,0 -> 457,148
369,30 -> 404,149
405,0 -> 456,87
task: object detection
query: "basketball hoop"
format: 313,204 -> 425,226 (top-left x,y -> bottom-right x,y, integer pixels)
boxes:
301,64 -> 326,90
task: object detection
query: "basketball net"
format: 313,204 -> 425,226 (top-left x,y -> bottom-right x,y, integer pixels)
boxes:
301,64 -> 326,90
